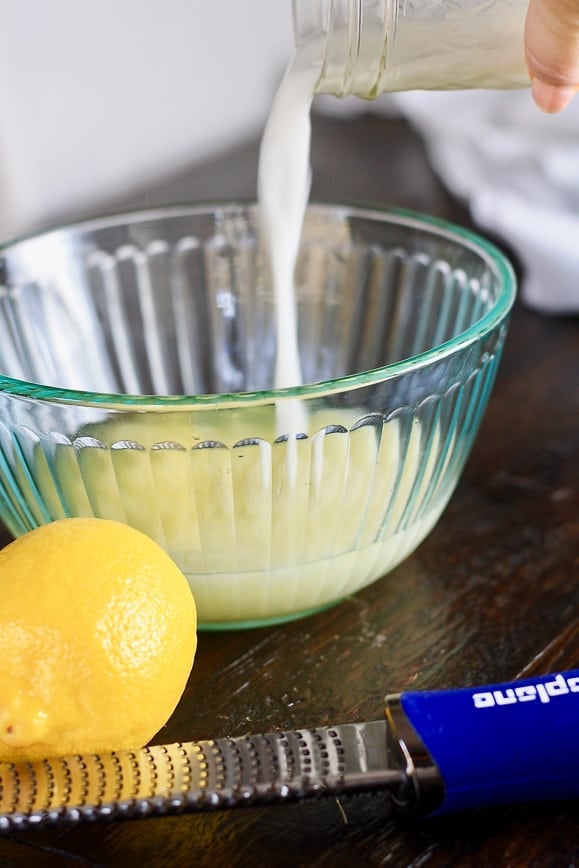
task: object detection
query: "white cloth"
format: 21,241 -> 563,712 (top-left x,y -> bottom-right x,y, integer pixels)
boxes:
392,90 -> 579,314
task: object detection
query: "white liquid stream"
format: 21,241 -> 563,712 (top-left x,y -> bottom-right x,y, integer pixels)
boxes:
257,47 -> 320,435
258,53 -> 319,391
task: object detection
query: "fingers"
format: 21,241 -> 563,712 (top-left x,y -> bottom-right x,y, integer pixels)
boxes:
525,0 -> 579,112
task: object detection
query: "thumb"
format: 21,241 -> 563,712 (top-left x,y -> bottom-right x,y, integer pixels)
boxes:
525,0 -> 579,112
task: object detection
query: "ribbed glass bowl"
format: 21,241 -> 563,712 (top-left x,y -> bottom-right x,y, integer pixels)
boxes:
0,203 -> 515,629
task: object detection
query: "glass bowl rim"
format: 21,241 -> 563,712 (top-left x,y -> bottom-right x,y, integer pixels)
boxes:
0,201 -> 516,410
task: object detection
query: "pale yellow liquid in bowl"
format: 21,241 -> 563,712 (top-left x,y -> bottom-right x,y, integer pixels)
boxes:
26,406 -> 455,627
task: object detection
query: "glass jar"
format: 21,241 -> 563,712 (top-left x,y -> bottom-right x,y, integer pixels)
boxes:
292,0 -> 530,96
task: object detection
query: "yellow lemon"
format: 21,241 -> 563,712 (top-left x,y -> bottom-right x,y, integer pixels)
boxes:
0,518 -> 197,762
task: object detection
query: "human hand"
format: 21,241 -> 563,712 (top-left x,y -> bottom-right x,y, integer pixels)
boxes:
526,0 -> 579,111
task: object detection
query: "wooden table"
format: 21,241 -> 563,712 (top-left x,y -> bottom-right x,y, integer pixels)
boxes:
1,113 -> 577,866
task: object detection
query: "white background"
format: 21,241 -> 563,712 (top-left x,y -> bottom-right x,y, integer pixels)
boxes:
0,0 -> 293,237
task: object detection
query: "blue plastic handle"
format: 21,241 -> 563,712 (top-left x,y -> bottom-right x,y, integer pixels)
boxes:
400,669 -> 579,815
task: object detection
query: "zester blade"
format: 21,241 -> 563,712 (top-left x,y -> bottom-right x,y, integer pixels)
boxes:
0,720 -> 399,829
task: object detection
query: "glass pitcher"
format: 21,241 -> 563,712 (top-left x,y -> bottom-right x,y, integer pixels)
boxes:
292,0 -> 530,96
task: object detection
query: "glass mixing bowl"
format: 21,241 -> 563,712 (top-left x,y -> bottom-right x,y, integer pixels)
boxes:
0,204 -> 516,628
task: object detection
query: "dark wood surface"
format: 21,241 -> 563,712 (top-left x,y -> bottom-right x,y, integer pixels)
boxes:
1,113 -> 577,866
